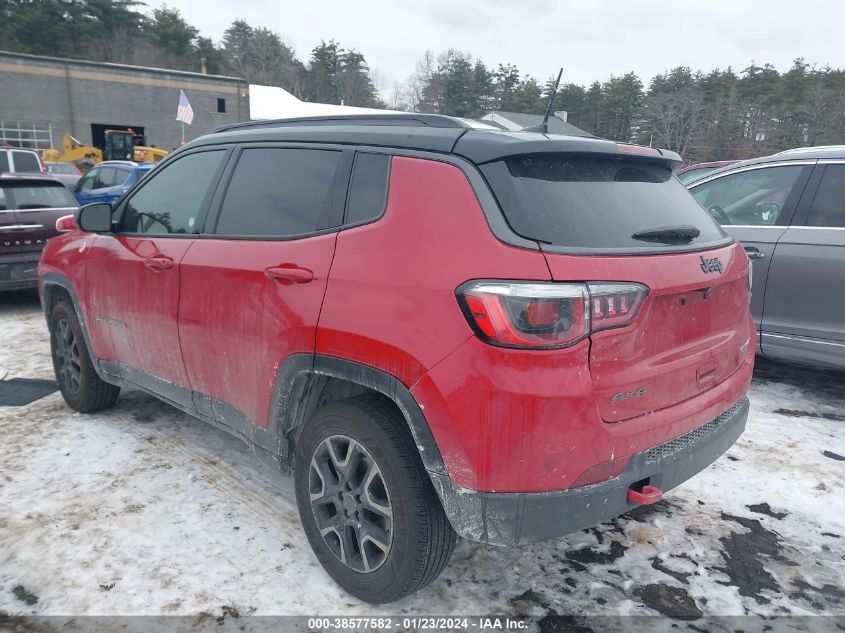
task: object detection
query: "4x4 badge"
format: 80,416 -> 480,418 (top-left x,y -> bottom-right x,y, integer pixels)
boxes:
700,256 -> 723,274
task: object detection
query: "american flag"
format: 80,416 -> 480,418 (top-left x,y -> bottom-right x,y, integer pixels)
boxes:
176,90 -> 194,125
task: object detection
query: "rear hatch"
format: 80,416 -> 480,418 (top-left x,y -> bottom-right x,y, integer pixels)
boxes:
480,151 -> 750,422
3,179 -> 78,257
0,189 -> 22,262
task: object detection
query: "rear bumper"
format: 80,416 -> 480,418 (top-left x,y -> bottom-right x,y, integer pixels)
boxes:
0,258 -> 39,290
431,397 -> 748,546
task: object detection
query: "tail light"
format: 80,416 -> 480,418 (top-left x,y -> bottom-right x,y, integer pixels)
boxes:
588,283 -> 648,332
55,215 -> 77,232
457,281 -> 647,349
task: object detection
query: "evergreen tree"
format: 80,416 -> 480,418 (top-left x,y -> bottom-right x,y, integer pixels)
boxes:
146,6 -> 197,61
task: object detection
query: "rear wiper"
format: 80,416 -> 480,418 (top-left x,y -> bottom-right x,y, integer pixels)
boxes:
631,225 -> 701,244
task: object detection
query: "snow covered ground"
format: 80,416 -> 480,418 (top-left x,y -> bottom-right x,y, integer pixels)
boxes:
1,291 -> 843,622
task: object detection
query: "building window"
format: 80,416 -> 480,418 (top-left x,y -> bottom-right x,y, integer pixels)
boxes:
0,120 -> 53,150
217,98 -> 226,114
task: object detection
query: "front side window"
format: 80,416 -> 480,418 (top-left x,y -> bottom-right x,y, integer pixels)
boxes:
690,165 -> 803,226
807,164 -> 845,228
96,167 -> 117,188
76,170 -> 98,192
0,153 -> 9,172
120,150 -> 225,235
98,167 -> 129,188
215,148 -> 341,237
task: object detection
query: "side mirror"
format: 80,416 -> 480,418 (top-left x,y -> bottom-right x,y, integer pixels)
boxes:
755,202 -> 780,222
77,203 -> 113,233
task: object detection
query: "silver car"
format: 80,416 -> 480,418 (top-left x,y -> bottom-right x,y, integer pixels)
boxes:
687,146 -> 845,369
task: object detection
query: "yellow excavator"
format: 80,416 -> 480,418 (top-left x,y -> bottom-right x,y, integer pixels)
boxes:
43,131 -> 168,172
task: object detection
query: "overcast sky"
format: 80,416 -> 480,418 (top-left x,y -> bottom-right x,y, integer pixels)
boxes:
162,0 -> 844,94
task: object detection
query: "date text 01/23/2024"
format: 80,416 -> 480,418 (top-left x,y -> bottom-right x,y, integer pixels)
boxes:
306,617 -> 528,630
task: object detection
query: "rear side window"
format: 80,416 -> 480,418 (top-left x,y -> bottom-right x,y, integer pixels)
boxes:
215,148 -> 341,237
807,164 -> 845,228
2,183 -> 76,209
482,155 -> 726,251
345,153 -> 390,225
0,153 -> 8,172
12,151 -> 41,172
121,150 -> 225,235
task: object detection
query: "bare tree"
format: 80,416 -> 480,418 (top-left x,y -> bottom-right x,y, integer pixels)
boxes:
647,87 -> 708,158
407,50 -> 436,112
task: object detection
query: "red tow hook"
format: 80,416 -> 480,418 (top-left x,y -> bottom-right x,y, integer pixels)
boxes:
627,484 -> 663,505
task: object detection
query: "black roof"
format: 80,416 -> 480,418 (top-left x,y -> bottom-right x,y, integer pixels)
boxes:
191,114 -> 682,167
482,111 -> 591,137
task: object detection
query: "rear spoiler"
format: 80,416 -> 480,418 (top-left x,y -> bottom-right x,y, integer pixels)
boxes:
454,130 -> 682,168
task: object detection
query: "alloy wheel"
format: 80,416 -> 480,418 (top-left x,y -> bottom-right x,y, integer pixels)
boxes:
54,318 -> 82,395
308,434 -> 394,573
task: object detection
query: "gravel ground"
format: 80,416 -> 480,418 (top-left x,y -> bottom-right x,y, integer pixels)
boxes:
0,290 -> 843,623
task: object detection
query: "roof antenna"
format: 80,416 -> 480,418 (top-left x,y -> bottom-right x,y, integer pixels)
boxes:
524,68 -> 563,134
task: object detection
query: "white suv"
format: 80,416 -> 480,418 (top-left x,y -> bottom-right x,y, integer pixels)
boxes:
0,147 -> 45,173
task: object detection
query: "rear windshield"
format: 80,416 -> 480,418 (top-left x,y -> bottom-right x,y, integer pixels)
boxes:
13,151 -> 41,172
1,183 -> 77,210
48,163 -> 78,175
481,154 -> 727,252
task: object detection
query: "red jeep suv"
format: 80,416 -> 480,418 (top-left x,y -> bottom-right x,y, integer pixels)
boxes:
39,114 -> 754,603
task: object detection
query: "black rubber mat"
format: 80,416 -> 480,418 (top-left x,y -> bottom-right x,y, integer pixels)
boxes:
0,378 -> 59,406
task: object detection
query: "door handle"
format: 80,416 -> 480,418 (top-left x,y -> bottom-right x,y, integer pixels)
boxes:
143,255 -> 174,271
265,265 -> 314,284
744,247 -> 767,260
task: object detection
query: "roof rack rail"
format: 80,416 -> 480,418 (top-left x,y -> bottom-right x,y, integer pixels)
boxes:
212,113 -> 470,134
775,144 -> 845,155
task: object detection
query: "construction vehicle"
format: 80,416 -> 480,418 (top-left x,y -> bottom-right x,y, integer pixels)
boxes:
43,131 -> 167,172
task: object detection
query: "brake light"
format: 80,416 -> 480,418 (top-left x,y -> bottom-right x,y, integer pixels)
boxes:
458,281 -> 647,349
617,143 -> 660,156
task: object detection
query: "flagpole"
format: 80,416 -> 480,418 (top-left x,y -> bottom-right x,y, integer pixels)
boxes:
181,121 -> 185,144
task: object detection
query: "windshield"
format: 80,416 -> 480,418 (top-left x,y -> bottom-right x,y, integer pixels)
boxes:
677,167 -> 719,184
481,154 -> 727,252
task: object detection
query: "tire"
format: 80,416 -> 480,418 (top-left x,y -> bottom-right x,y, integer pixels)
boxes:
294,395 -> 456,603
49,301 -> 120,412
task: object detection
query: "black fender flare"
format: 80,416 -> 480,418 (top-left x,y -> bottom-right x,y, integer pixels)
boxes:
40,272 -> 115,384
269,354 -> 449,480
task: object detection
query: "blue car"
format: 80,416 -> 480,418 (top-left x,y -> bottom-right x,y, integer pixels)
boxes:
73,161 -> 155,206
